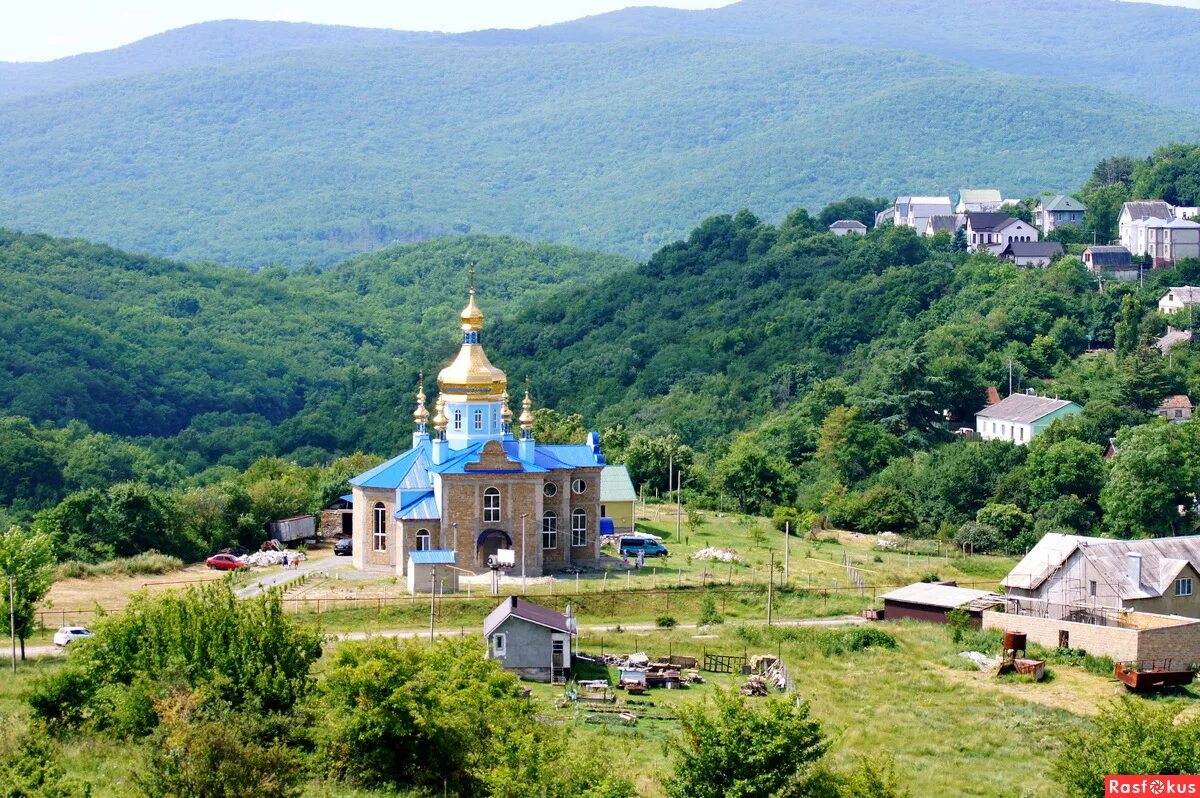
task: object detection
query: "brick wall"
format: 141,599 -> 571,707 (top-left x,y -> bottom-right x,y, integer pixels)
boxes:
982,611 -> 1200,664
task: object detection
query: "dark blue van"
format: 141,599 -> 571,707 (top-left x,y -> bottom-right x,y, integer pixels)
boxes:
618,536 -> 669,558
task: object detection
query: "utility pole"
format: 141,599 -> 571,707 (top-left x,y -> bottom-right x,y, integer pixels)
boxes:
767,550 -> 774,626
676,470 -> 683,543
429,567 -> 436,646
8,575 -> 15,673
521,513 -> 528,595
784,521 -> 790,584
1008,357 -> 1013,396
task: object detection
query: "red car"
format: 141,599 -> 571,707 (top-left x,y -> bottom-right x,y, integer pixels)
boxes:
205,553 -> 247,571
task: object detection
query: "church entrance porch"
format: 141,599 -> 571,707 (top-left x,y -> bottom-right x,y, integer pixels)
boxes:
476,528 -> 512,567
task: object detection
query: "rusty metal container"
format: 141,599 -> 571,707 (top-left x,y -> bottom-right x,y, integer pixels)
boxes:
1003,631 -> 1027,653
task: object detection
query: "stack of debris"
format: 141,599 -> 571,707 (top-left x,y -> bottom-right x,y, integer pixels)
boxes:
741,674 -> 769,696
693,547 -> 742,563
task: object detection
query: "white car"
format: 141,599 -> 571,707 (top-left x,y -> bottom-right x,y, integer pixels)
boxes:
53,626 -> 93,647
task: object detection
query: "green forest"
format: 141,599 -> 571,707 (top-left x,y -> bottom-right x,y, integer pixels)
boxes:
4,144 -> 1200,562
2,37 -> 1197,267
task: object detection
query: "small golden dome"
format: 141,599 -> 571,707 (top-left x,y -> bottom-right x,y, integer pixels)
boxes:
432,395 -> 448,432
460,289 -> 484,333
500,391 -> 513,424
518,387 -> 534,431
413,381 -> 429,425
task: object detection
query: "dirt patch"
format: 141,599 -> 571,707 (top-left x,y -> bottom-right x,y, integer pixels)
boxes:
940,662 -> 1121,716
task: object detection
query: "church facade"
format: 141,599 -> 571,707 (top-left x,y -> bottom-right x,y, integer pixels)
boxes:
348,279 -> 605,576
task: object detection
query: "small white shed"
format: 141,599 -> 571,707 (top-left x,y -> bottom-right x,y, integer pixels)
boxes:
407,549 -> 458,595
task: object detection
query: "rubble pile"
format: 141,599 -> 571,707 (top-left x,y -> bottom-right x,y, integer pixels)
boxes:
692,547 -> 742,563
242,549 -> 307,568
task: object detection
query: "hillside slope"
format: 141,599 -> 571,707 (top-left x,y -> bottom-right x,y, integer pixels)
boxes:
0,230 -> 632,464
2,39 -> 1195,267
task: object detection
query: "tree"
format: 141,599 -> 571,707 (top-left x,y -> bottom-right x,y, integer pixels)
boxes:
1025,438 -> 1107,507
975,503 -> 1032,542
954,521 -> 1002,555
622,435 -> 694,496
1052,698 -> 1200,798
0,722 -> 87,797
532,408 -> 587,444
1114,347 -> 1172,411
1113,295 -> 1143,358
665,690 -> 834,798
1101,421 -> 1200,537
814,407 -> 904,485
0,526 -> 56,660
716,434 -> 798,515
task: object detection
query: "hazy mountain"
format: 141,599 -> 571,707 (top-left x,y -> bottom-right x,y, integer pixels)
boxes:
2,38 -> 1195,267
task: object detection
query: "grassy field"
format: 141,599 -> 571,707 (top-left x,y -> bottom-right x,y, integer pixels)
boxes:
5,615 -> 1199,797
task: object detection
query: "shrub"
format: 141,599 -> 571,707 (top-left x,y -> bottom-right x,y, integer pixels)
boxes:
29,582 -> 321,731
656,615 -> 678,629
819,627 -> 897,655
945,608 -> 971,644
0,722 -> 87,798
698,594 -> 724,626
56,551 -> 184,579
953,521 -> 1003,554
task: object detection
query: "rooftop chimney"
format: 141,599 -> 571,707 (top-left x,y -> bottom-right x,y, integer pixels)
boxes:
1026,388 -> 1036,396
1127,552 -> 1143,587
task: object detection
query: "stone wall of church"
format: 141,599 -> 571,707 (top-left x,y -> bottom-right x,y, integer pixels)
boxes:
353,487 -> 397,570
568,466 -> 603,563
442,474 -> 543,573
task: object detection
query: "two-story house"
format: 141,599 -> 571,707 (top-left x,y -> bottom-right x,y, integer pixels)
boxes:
965,213 -> 1040,254
1034,195 -> 1086,235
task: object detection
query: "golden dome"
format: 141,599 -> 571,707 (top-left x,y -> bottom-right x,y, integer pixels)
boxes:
413,381 -> 429,426
460,289 -> 484,333
432,395 -> 448,432
437,280 -> 507,401
500,391 -> 513,424
518,387 -> 534,431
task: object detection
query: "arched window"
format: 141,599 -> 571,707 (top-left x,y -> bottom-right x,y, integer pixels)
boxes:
542,512 -> 558,549
483,487 -> 501,523
373,502 -> 387,552
474,409 -> 483,431
415,528 -> 431,551
453,409 -> 463,430
572,478 -> 586,495
543,482 -> 557,498
572,509 -> 587,547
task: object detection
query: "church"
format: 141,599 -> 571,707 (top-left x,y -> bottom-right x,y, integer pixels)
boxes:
347,276 -> 606,576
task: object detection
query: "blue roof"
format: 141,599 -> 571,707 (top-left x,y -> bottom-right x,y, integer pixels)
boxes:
350,446 -> 425,489
409,549 -> 456,565
339,494 -> 353,504
536,444 -> 602,468
397,492 -> 440,521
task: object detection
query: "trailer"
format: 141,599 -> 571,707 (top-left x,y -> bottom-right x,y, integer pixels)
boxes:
1115,660 -> 1195,693
268,515 -> 317,543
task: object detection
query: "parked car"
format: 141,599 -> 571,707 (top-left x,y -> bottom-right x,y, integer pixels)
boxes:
334,537 -> 353,556
618,537 -> 669,558
53,627 -> 93,647
205,553 -> 247,571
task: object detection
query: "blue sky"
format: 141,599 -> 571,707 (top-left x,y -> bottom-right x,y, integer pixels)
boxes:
0,1 -> 727,62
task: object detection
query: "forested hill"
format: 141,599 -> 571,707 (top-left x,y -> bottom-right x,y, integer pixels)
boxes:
0,230 -> 632,464
2,41 -> 1195,268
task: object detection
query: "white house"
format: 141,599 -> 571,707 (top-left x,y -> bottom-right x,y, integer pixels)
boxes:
965,213 -> 1040,254
975,392 -> 1082,445
1159,286 -> 1200,314
1034,195 -> 1086,235
955,189 -> 1003,214
884,196 -> 954,231
1119,200 -> 1173,253
828,219 -> 867,236
1143,217 -> 1200,267
921,215 -> 963,237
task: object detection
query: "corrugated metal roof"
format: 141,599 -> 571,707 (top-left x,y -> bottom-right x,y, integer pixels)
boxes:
959,189 -> 1002,204
1123,200 -> 1173,221
1162,286 -> 1200,305
1040,194 -> 1086,212
1003,533 -> 1200,599
1002,241 -> 1063,258
976,393 -> 1079,423
880,583 -> 1003,610
351,446 -> 424,489
409,549 -> 456,565
484,596 -> 572,637
829,219 -> 867,229
601,465 -> 637,503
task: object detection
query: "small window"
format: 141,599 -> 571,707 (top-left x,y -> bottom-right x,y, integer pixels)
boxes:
572,509 -> 587,547
483,488 -> 501,523
1019,427 -> 1024,441
415,528 -> 430,551
373,502 -> 387,552
542,512 -> 558,549
474,409 -> 483,431
454,409 -> 462,431
492,633 -> 506,656
543,482 -> 557,498
1089,580 -> 1097,597
1177,577 -> 1194,597
572,478 -> 586,495
600,504 -> 607,517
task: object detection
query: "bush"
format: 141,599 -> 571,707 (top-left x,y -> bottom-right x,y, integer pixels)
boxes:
656,615 -> 678,629
953,521 -> 1003,554
138,692 -> 304,798
819,627 -> 897,656
698,594 -> 724,626
0,722 -> 87,797
30,582 -> 321,732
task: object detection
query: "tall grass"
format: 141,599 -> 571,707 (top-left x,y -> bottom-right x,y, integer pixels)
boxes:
57,551 -> 184,579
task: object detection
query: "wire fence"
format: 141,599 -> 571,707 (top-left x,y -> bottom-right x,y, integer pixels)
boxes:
35,579 -> 1002,630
